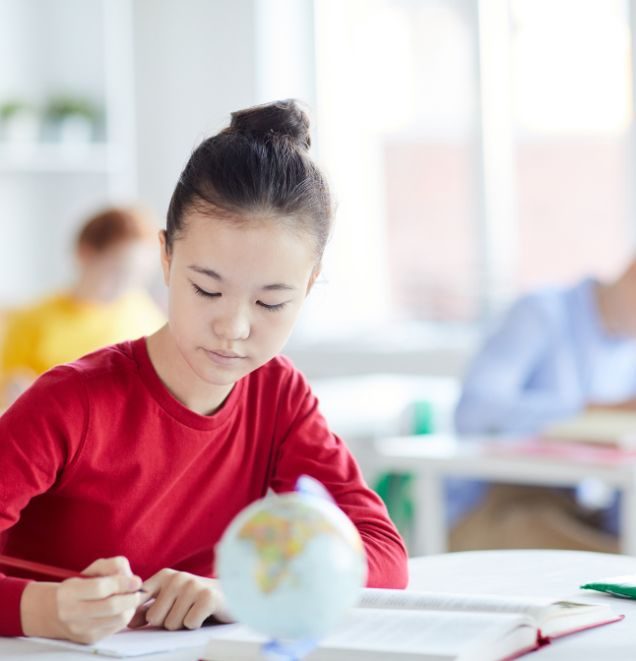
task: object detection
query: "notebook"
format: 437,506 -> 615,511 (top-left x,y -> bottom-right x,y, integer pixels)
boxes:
23,626 -> 212,658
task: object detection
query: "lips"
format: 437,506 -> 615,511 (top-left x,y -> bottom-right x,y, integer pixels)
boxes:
203,349 -> 246,366
210,350 -> 245,359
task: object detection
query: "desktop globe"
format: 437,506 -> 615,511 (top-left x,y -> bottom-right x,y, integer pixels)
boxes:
216,477 -> 367,652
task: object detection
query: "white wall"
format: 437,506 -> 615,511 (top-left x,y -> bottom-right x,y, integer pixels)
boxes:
132,0 -> 259,222
0,0 -> 116,304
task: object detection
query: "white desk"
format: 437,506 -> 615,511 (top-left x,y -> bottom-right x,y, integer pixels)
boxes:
369,434 -> 636,556
1,550 -> 635,660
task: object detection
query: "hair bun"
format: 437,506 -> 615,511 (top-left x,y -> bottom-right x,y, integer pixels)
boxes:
229,99 -> 311,149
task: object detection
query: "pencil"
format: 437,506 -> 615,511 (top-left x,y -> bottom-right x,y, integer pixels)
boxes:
0,553 -> 147,596
0,553 -> 83,580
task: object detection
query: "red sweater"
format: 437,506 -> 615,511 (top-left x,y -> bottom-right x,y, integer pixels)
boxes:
0,338 -> 407,636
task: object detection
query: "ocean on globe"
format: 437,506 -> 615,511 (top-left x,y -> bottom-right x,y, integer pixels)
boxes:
216,483 -> 367,642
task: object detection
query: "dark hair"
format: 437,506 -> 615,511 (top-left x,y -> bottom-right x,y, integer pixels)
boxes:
76,207 -> 155,253
165,99 -> 332,260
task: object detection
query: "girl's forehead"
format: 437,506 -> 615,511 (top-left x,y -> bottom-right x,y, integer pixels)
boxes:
181,212 -> 309,249
181,210 -> 306,241
174,212 -> 317,280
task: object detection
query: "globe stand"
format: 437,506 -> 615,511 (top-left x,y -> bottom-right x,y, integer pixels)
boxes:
262,637 -> 317,660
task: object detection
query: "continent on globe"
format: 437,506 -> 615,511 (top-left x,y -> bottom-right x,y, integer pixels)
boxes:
237,502 -> 345,593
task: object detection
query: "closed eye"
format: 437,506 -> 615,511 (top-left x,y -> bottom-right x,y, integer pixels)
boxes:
257,301 -> 288,312
192,283 -> 221,298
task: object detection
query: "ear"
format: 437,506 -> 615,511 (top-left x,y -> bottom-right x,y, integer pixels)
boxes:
305,265 -> 321,295
159,230 -> 171,286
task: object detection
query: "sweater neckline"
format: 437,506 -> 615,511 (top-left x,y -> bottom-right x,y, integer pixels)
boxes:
130,337 -> 244,430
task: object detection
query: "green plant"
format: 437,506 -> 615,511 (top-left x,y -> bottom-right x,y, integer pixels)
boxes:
45,95 -> 98,121
0,99 -> 34,120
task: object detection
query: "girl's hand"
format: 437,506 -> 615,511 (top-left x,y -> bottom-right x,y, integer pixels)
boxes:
21,556 -> 144,644
128,568 -> 232,631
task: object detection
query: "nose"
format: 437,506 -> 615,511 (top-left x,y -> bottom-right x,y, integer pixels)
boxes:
212,302 -> 250,342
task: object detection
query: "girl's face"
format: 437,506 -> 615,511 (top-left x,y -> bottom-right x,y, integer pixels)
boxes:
160,212 -> 318,387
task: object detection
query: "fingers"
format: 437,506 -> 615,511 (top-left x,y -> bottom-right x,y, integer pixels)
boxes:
81,556 -> 134,578
56,598 -> 141,645
52,556 -> 144,644
140,567 -> 175,598
64,574 -> 142,600
65,612 -> 138,645
145,587 -> 179,628
164,580 -> 215,631
141,570 -> 221,631
127,602 -> 152,629
57,582 -> 144,623
182,593 -> 217,630
79,592 -> 144,619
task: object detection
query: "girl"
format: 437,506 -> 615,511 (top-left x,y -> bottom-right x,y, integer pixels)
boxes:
0,100 -> 408,644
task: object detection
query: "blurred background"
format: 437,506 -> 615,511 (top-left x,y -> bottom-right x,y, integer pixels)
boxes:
2,0 -> 636,548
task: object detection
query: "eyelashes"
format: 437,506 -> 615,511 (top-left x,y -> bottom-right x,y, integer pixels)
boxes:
191,283 -> 288,312
257,301 -> 286,312
192,284 -> 220,298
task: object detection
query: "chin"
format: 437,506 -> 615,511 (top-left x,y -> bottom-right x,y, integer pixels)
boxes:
202,365 -> 250,387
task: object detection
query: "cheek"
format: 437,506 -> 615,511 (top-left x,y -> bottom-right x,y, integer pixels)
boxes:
260,307 -> 302,339
169,289 -> 202,337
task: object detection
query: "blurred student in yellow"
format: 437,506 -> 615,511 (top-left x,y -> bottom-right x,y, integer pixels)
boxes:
0,206 -> 165,406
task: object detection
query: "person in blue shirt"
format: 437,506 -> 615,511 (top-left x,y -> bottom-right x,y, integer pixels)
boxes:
449,259 -> 636,549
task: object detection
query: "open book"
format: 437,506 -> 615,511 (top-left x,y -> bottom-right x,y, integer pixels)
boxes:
201,588 -> 622,661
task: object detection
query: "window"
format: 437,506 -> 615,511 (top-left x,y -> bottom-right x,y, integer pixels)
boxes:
307,0 -> 635,337
313,0 -> 478,327
512,0 -> 632,289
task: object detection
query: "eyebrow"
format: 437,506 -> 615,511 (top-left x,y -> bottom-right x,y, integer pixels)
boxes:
188,265 -> 297,291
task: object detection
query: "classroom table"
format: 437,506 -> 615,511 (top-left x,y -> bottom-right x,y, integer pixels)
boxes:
368,433 -> 636,556
1,550 -> 635,660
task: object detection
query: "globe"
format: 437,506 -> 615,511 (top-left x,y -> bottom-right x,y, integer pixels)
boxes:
216,479 -> 367,645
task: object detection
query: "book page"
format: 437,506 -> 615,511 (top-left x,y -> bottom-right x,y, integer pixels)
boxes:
358,589 -> 616,638
204,609 -> 536,661
321,609 -> 533,656
359,588 -> 554,619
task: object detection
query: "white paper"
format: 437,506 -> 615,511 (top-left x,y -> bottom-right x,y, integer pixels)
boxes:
24,626 -> 213,658
358,588 -> 602,624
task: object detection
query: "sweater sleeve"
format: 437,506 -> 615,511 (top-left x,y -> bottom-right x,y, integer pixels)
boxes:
269,362 -> 408,589
0,366 -> 87,636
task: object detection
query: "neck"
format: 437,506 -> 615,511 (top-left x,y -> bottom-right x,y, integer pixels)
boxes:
72,269 -> 115,304
595,262 -> 636,337
145,326 -> 234,415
